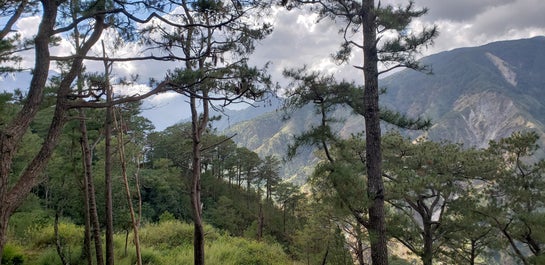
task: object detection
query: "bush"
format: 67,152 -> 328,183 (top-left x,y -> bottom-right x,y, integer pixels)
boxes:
139,220 -> 220,250
27,221 -> 84,249
207,236 -> 292,265
1,244 -> 25,265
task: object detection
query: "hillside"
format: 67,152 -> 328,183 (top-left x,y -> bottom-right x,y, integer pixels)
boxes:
221,37 -> 545,181
380,36 -> 545,148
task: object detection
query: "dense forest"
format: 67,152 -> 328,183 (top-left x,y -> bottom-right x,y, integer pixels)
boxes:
1,0 -> 544,265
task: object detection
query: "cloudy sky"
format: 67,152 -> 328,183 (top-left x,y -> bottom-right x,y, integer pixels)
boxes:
3,0 -> 545,131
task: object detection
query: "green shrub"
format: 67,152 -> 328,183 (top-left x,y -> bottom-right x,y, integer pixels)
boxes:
27,221 -> 84,249
158,211 -> 176,223
206,236 -> 292,265
139,220 -> 194,249
116,247 -> 163,265
1,244 -> 25,265
139,220 -> 220,250
9,209 -> 51,243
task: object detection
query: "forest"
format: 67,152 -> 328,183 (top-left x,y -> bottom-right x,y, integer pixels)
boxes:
1,0 -> 544,265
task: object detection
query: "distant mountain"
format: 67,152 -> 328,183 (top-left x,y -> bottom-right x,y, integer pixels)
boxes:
209,94 -> 283,131
222,36 -> 545,181
380,36 -> 545,149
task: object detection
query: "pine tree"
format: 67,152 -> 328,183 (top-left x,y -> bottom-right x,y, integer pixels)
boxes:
281,1 -> 437,263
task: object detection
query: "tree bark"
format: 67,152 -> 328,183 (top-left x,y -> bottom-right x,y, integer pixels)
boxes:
0,1 -> 57,258
190,91 -> 208,265
114,109 -> 142,265
0,0 -> 106,259
103,41 -> 115,265
257,200 -> 264,241
79,109 -> 105,265
361,1 -> 389,264
422,220 -> 433,265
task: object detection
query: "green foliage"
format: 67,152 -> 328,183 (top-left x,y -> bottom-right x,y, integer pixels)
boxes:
26,221 -> 84,249
138,220 -> 202,249
158,211 -> 176,223
383,132 -> 498,264
1,244 -> 25,265
481,131 -> 545,263
205,236 -> 293,265
9,219 -> 299,264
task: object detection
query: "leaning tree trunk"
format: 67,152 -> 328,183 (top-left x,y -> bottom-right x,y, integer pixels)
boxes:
114,109 -> 142,265
0,1 -> 57,259
0,0 -> 106,261
361,0 -> 389,264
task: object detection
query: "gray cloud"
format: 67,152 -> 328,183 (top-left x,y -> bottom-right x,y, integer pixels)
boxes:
416,0 -> 516,22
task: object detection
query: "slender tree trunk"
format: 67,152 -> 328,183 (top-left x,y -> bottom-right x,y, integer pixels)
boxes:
104,94 -> 114,265
78,102 -> 92,265
114,108 -> 142,265
79,109 -> 105,265
71,4 -> 92,264
321,246 -> 329,265
55,211 -> 70,265
356,224 -> 366,265
190,92 -> 207,265
102,42 -> 115,265
361,1 -> 388,264
470,240 -> 476,265
257,187 -> 264,241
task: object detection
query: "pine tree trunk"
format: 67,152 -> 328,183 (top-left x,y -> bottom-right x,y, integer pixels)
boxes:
79,109 -> 105,265
103,42 -> 115,265
362,1 -> 388,264
0,209 -> 9,265
190,89 -> 209,265
0,2 -> 57,260
422,221 -> 433,265
257,201 -> 264,241
114,109 -> 142,265
78,113 -> 92,265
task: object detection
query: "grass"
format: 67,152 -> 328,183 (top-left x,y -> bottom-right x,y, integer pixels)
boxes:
5,219 -> 300,265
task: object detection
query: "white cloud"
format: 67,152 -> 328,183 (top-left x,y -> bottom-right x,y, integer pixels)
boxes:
148,91 -> 180,105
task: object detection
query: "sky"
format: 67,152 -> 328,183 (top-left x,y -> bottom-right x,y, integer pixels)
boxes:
2,0 -> 545,131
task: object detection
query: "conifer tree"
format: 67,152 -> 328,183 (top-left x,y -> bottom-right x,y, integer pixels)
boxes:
282,1 -> 437,263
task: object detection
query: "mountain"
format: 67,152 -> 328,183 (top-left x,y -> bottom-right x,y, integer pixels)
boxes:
380,36 -> 545,148
209,94 -> 283,131
221,36 -> 545,181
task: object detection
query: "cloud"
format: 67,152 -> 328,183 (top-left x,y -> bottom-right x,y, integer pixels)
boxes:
416,0 -> 516,22
414,0 -> 545,54
249,7 -> 361,88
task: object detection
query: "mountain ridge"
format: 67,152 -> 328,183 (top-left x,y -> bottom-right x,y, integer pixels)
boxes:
220,36 -> 545,181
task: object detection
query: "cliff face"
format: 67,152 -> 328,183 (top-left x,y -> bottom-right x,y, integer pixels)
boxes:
429,91 -> 538,148
221,37 -> 545,180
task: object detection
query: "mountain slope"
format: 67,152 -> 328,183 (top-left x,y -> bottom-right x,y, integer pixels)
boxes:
381,36 -> 545,148
223,36 -> 545,180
